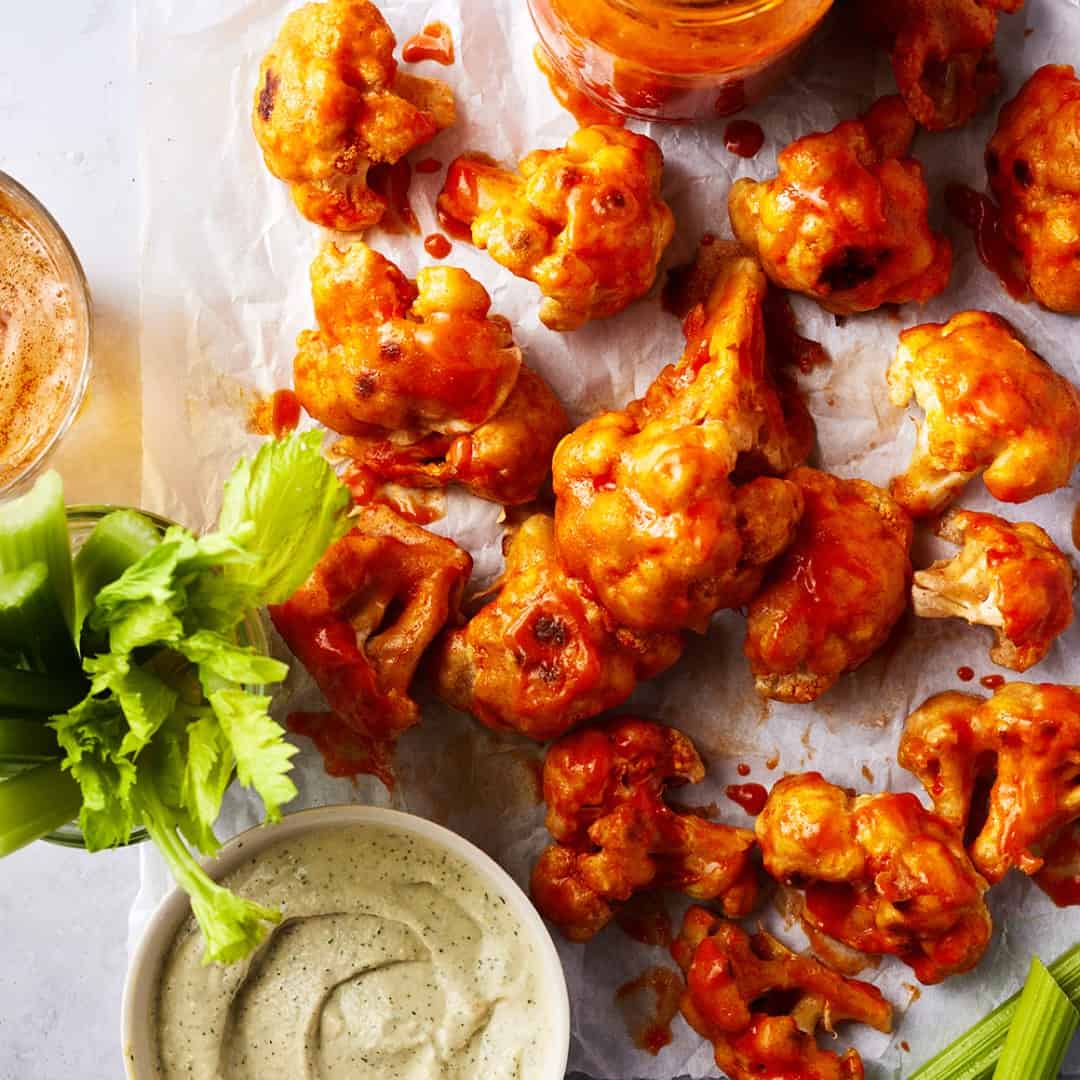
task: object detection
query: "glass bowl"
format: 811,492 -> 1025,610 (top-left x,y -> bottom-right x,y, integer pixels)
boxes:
26,506 -> 270,849
0,171 -> 93,497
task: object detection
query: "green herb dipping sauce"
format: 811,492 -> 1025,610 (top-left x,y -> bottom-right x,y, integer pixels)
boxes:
152,823 -> 560,1078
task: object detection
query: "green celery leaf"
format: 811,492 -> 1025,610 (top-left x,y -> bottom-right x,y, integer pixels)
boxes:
181,712 -> 235,854
177,630 -> 288,693
83,654 -> 180,757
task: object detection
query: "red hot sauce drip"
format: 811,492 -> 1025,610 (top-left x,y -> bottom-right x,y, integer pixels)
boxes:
402,22 -> 455,65
725,782 -> 768,817
1072,503 -> 1080,552
724,119 -> 765,158
956,666 -> 975,682
424,233 -> 452,259
944,184 -> 1029,301
980,674 -> 1006,691
615,967 -> 684,1056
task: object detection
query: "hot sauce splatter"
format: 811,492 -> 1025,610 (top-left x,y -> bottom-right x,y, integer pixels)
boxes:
1073,503 -> 1080,551
402,22 -> 455,65
415,157 -> 443,174
766,752 -> 780,770
861,765 -> 875,784
533,44 -> 626,128
957,666 -> 976,682
944,184 -> 1029,301
368,160 -> 420,234
615,967 -> 684,1055
980,674 -> 1006,690
737,763 -> 751,777
725,782 -> 768,817
724,119 -> 765,158
614,892 -> 673,947
424,233 -> 452,259
248,388 -> 303,438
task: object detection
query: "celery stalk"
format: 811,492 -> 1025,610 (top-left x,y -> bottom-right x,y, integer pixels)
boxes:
0,563 -> 79,672
73,510 -> 162,640
912,941 -> 1080,1079
993,958 -> 1078,1079
0,716 -> 60,762
0,761 -> 82,856
0,667 -> 87,714
0,471 -> 74,637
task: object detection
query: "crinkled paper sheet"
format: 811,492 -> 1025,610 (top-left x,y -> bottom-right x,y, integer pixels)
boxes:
132,0 -> 1080,1075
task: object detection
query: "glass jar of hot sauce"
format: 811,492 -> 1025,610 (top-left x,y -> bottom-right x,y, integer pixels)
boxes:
528,0 -> 835,124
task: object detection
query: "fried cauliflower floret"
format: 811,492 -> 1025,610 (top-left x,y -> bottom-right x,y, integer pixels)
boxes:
338,367 -> 570,506
757,773 -> 992,984
913,510 -> 1075,672
745,468 -> 913,704
437,126 -> 675,330
553,249 -> 812,633
531,718 -> 758,942
252,0 -> 454,230
431,515 -> 682,741
987,65 -> 1080,313
729,97 -> 952,314
269,505 -> 471,786
900,684 -> 1080,883
857,0 -> 1023,131
671,907 -> 893,1080
888,312 -> 1080,516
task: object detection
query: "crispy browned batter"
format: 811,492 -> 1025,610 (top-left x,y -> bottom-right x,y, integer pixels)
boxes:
252,0 -> 454,230
900,684 -> 1080,884
729,97 -> 951,314
296,242 -> 568,505
437,126 -> 675,330
987,64 -> 1080,312
269,505 -> 471,786
888,312 -> 1080,516
531,718 -> 758,941
744,468 -> 913,704
912,510 -> 1075,672
671,907 -> 893,1080
432,515 -> 682,741
757,773 -> 993,985
553,248 -> 812,634
857,0 -> 1024,131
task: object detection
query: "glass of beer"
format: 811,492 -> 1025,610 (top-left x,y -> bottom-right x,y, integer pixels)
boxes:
0,172 -> 92,495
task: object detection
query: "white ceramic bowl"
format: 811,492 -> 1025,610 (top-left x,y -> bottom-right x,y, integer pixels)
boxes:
121,804 -> 571,1079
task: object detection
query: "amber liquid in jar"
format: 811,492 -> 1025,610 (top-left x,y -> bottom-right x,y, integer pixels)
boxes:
529,0 -> 834,123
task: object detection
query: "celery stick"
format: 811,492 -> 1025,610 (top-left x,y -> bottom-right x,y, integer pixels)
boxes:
0,760 -> 82,856
993,958 -> 1078,1079
0,563 -> 79,672
0,716 -> 60,762
912,941 -> 1080,1079
73,510 -> 162,640
0,667 -> 87,714
0,472 -> 74,637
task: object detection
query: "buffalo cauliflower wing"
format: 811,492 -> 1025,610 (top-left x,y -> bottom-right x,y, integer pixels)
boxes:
729,97 -> 952,314
987,64 -> 1080,313
553,248 -> 811,634
269,505 -> 471,786
432,515 -> 682,741
296,242 -> 568,504
745,468 -> 914,704
671,907 -> 893,1080
900,684 -> 1080,883
531,717 -> 758,942
857,0 -> 1023,131
888,311 -> 1080,516
437,126 -> 675,330
912,510 -> 1075,671
757,773 -> 993,984
252,0 -> 454,230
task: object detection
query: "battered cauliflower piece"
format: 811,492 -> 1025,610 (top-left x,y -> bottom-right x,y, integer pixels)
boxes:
553,249 -> 812,633
888,312 -> 1080,516
296,242 -> 568,505
900,684 -> 1080,883
269,505 -> 471,786
987,65 -> 1080,313
671,907 -> 893,1080
437,126 -> 675,330
432,515 -> 682,741
757,773 -> 993,984
745,468 -> 914,704
531,718 -> 758,942
912,510 -> 1075,672
339,367 -> 570,506
252,0 -> 455,230
858,0 -> 1024,131
729,97 -> 952,314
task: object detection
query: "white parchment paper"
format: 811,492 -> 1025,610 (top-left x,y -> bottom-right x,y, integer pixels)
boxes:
131,1 -> 1080,1075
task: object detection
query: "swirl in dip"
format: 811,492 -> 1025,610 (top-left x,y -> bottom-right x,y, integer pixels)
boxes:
152,823 -> 562,1079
